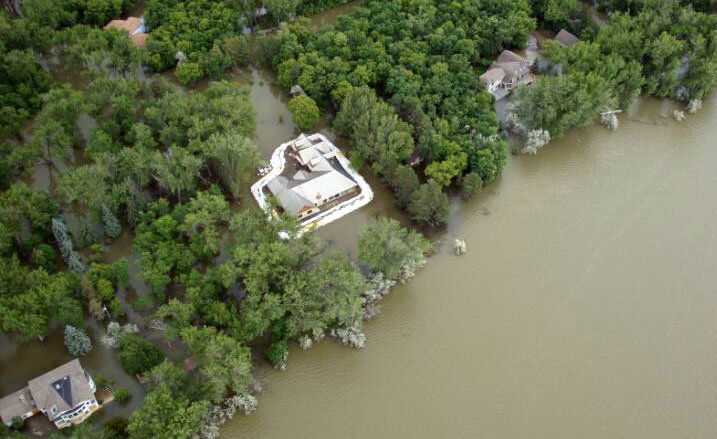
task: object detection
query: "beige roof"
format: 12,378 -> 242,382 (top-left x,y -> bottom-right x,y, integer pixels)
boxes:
498,61 -> 528,78
27,359 -> 94,419
0,387 -> 35,424
104,16 -> 141,33
480,67 -> 506,84
495,50 -> 527,64
291,171 -> 356,204
555,29 -> 579,47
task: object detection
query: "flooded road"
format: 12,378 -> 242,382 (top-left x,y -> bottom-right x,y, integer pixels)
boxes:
224,94 -> 717,439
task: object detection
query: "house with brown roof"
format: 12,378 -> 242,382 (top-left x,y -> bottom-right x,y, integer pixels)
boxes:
555,29 -> 580,48
480,50 -> 535,100
103,16 -> 148,47
0,359 -> 98,429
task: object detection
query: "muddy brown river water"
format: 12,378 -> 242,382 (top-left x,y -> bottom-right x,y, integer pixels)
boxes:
2,10 -> 715,436
223,94 -> 717,439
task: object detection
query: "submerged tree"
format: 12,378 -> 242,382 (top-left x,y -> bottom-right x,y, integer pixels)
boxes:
407,181 -> 451,226
204,130 -> 260,200
358,217 -> 430,281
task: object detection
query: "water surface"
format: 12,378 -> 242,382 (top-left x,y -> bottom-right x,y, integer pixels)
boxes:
225,95 -> 717,439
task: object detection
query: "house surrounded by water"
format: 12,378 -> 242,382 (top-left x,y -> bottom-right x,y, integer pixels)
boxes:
0,359 -> 98,429
251,133 -> 373,232
266,133 -> 360,220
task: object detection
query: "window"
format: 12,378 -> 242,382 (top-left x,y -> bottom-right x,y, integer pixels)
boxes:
50,405 -> 58,416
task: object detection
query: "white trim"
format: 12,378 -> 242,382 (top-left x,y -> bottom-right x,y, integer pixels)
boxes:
251,133 -> 373,236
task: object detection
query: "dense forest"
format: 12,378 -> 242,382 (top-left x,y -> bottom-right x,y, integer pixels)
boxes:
1,0 -> 715,437
509,0 -> 716,150
269,0 -> 535,194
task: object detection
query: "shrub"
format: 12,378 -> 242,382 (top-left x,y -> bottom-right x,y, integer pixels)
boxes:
461,172 -> 483,200
10,416 -> 24,430
223,35 -> 251,68
102,205 -> 122,238
64,325 -> 93,356
114,387 -> 131,404
118,333 -> 164,375
176,62 -> 203,86
287,95 -> 320,130
265,340 -> 288,368
94,374 -> 111,388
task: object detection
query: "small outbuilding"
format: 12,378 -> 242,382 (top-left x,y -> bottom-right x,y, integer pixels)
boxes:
555,29 -> 580,48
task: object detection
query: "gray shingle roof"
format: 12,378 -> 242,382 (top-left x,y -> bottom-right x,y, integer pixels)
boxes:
268,176 -> 315,215
27,359 -> 94,419
555,29 -> 580,47
495,50 -> 527,64
0,387 -> 35,425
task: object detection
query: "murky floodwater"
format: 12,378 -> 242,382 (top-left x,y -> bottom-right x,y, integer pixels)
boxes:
224,94 -> 717,439
4,6 -> 715,435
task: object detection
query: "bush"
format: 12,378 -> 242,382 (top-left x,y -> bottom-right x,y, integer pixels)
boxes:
223,35 -> 251,68
176,62 -> 203,86
118,333 -> 164,375
461,172 -> 483,200
10,416 -> 24,430
287,95 -> 320,130
94,374 -> 112,388
265,340 -> 288,368
114,387 -> 131,404
105,417 -> 129,438
64,325 -> 93,356
102,205 -> 122,238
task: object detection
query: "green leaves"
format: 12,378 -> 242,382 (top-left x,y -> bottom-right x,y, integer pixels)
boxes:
407,180 -> 451,226
287,95 -> 321,130
180,325 -> 252,402
118,333 -> 165,375
127,384 -> 208,439
358,217 -> 430,280
0,255 -> 82,340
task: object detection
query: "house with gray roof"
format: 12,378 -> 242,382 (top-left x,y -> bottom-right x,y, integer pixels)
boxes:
266,134 -> 359,220
480,50 -> 534,100
0,359 -> 98,429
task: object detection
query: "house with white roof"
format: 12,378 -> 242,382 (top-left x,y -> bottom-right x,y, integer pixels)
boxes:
266,134 -> 359,219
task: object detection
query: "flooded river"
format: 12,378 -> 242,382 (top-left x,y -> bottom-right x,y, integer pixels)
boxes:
225,94 -> 717,439
3,4 -> 715,435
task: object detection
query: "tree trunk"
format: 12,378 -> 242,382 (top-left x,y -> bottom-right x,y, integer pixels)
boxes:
1,0 -> 22,17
